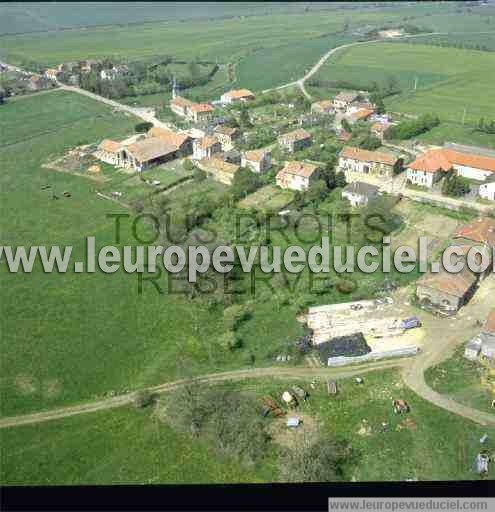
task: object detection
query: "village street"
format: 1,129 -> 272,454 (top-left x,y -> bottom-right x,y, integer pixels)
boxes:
57,83 -> 173,130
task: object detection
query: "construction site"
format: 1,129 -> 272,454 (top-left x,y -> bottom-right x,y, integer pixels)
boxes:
304,298 -> 424,366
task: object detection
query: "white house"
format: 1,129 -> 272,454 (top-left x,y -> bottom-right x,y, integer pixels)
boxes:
192,136 -> 222,160
479,176 -> 495,201
241,149 -> 271,173
276,161 -> 320,191
220,89 -> 255,105
406,145 -> 495,188
406,149 -> 452,188
333,91 -> 359,110
341,181 -> 379,207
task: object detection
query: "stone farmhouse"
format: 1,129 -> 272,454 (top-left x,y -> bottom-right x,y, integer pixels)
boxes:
338,146 -> 400,179
416,265 -> 477,314
44,68 -> 59,80
192,136 -> 222,160
214,125 -> 242,150
197,157 -> 240,185
220,89 -> 255,105
341,181 -> 379,207
169,96 -> 215,123
241,149 -> 271,173
333,91 -> 359,110
276,161 -> 321,191
346,107 -> 374,125
406,144 -> 495,191
310,100 -> 334,115
278,128 -> 312,154
95,128 -> 192,172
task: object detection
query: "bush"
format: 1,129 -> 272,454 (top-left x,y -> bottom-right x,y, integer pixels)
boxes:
442,172 -> 471,197
223,304 -> 252,331
220,331 -> 243,351
135,122 -> 153,133
385,113 -> 440,140
134,390 -> 155,408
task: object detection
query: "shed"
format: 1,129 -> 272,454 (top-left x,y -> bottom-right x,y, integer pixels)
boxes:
327,380 -> 338,395
464,336 -> 482,361
481,337 -> 495,359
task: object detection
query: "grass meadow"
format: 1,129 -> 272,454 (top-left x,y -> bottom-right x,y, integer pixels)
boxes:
312,42 -> 495,124
0,91 -> 309,417
1,369 -> 492,484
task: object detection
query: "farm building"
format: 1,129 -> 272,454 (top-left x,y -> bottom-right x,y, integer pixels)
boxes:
278,128 -> 312,154
453,217 -> 495,250
406,144 -> 495,187
464,336 -> 482,361
416,266 -> 477,314
311,100 -> 334,115
443,143 -> 495,181
341,181 -> 379,207
95,139 -> 122,165
241,149 -> 271,173
276,161 -> 321,191
333,91 -> 359,110
346,107 -> 374,125
43,68 -> 59,80
147,127 -> 193,155
118,138 -> 178,172
197,157 -> 240,185
192,136 -> 222,160
220,88 -> 255,104
338,146 -> 400,179
479,175 -> 495,201
214,125 -> 242,150
100,65 -> 129,80
406,149 -> 452,188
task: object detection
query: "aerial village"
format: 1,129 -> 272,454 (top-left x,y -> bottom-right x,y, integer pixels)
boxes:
4,56 -> 495,463
90,78 -> 495,388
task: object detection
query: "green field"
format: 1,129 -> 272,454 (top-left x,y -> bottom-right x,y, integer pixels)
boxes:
1,369 -> 493,484
312,42 -> 495,124
425,347 -> 494,414
0,91 -> 309,417
236,34 -> 357,91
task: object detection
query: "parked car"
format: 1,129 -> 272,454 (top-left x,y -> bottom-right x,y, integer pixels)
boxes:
401,316 -> 422,329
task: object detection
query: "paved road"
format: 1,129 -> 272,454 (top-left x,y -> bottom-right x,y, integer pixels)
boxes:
264,32 -> 449,100
58,84 -> 172,129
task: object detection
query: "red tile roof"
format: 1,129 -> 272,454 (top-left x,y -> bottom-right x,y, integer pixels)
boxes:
418,266 -> 476,298
279,160 -> 320,178
147,127 -> 191,148
408,149 -> 453,174
340,146 -> 398,166
454,217 -> 495,248
190,103 -> 214,113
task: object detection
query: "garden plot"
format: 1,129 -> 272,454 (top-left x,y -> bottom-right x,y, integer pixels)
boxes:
239,185 -> 294,212
390,199 -> 464,256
